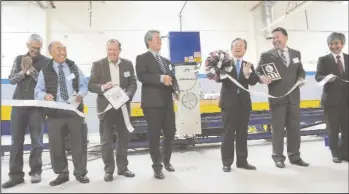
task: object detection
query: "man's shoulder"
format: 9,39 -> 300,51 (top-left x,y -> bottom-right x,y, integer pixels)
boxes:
288,47 -> 301,55
120,57 -> 132,65
93,57 -> 107,65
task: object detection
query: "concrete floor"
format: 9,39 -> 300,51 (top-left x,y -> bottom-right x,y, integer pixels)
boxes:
1,136 -> 348,193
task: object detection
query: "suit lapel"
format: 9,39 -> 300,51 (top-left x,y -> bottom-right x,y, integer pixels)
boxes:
146,51 -> 164,74
327,54 -> 339,75
102,57 -> 112,83
270,48 -> 285,66
118,59 -> 126,88
344,54 -> 349,76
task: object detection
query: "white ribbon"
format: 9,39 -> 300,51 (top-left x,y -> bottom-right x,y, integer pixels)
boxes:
222,74 -> 306,99
2,100 -> 85,117
317,74 -> 349,86
98,104 -> 134,133
97,85 -> 134,133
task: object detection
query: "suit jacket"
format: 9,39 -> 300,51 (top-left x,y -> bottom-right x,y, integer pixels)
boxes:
256,47 -> 305,106
315,53 -> 349,108
88,57 -> 137,120
219,59 -> 258,110
135,51 -> 179,108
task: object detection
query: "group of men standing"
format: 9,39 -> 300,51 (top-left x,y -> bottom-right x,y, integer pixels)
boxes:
1,27 -> 348,189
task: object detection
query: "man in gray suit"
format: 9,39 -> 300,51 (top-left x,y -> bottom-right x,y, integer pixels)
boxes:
88,39 -> 137,182
256,27 -> 309,168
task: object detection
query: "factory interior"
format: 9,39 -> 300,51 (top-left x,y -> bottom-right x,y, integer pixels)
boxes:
1,1 -> 348,193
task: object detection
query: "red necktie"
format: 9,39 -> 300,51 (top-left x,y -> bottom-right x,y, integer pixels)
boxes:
336,55 -> 344,77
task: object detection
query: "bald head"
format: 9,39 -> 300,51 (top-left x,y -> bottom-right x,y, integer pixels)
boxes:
48,41 -> 67,64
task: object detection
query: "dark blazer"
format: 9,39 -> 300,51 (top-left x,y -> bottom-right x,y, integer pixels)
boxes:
219,59 -> 258,109
256,47 -> 305,106
135,51 -> 179,108
88,57 -> 137,120
315,53 -> 349,107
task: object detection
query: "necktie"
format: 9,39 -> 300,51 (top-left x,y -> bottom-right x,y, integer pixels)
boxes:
155,54 -> 167,74
336,55 -> 344,77
279,50 -> 288,66
58,64 -> 69,101
236,59 -> 241,79
236,59 -> 241,94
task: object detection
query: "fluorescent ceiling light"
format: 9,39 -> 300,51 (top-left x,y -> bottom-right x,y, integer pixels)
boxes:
342,1 -> 348,4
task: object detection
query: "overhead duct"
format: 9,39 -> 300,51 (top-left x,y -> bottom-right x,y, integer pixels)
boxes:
261,1 -> 277,40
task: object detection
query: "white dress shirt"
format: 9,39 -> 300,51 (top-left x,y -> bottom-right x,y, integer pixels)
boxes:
101,58 -> 121,92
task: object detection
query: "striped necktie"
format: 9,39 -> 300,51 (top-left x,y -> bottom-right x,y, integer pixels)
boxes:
279,50 -> 288,66
155,54 -> 167,74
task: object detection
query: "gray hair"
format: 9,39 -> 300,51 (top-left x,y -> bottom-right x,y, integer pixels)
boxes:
327,32 -> 346,45
27,33 -> 43,44
144,30 -> 160,48
231,38 -> 248,50
106,39 -> 122,50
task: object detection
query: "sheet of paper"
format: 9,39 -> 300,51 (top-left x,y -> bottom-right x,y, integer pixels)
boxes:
103,85 -> 129,110
68,91 -> 81,109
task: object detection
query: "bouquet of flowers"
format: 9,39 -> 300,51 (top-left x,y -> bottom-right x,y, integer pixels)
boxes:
204,50 -> 233,82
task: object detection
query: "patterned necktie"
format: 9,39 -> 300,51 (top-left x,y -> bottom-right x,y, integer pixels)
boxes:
155,54 -> 167,74
236,59 -> 241,79
279,50 -> 288,66
58,64 -> 69,101
336,55 -> 344,77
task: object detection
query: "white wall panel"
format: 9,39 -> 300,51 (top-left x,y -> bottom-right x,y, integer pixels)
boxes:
1,1 -> 348,77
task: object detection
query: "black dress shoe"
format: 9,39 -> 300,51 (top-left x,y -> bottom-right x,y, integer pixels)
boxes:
1,178 -> 25,189
164,164 -> 175,172
76,175 -> 90,183
275,161 -> 285,168
290,159 -> 309,167
154,171 -> 165,179
117,169 -> 135,177
49,175 -> 69,186
223,166 -> 231,172
104,173 -> 113,182
333,157 -> 342,163
237,163 -> 257,170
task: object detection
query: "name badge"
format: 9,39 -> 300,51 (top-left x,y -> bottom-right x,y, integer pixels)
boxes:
67,73 -> 76,81
293,57 -> 300,63
124,71 -> 130,77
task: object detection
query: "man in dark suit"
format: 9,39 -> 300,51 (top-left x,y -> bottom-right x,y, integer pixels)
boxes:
88,39 -> 137,182
315,32 -> 348,163
256,27 -> 309,168
135,30 -> 180,179
219,38 -> 258,172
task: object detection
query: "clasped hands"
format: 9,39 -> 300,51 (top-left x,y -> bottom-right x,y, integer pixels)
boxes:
21,56 -> 35,74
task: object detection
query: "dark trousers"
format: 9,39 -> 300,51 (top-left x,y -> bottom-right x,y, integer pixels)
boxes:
100,109 -> 130,174
46,111 -> 87,177
221,98 -> 250,167
9,107 -> 44,179
143,104 -> 176,172
324,103 -> 349,159
270,103 -> 301,162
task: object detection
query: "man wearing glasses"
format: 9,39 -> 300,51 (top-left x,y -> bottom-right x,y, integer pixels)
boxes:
2,34 -> 50,189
